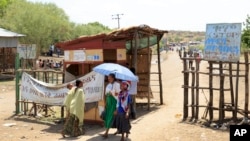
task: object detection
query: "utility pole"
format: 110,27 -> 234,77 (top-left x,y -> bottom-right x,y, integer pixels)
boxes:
112,14 -> 123,29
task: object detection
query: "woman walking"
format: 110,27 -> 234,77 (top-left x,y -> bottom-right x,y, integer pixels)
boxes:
62,80 -> 85,138
114,81 -> 132,141
102,73 -> 120,138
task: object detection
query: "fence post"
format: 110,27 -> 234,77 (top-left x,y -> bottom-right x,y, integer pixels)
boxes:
191,66 -> 195,119
195,55 -> 200,120
219,62 -> 225,122
228,62 -> 235,119
208,61 -> 214,121
15,53 -> 20,114
234,61 -> 240,121
244,52 -> 249,117
183,52 -> 189,120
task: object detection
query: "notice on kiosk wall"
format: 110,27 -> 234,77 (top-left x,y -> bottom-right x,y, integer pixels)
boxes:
64,50 -> 86,62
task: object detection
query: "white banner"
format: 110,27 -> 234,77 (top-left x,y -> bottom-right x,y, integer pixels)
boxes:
21,71 -> 104,106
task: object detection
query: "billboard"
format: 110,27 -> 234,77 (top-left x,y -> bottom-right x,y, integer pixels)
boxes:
204,23 -> 242,62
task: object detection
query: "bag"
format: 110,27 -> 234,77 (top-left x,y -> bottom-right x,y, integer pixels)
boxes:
100,110 -> 106,120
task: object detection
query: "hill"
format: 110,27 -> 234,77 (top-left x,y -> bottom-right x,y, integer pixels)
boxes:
163,30 -> 205,44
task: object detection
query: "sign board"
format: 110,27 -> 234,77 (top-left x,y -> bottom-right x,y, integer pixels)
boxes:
117,49 -> 126,60
85,49 -> 103,62
21,71 -> 104,106
204,23 -> 242,62
17,44 -> 37,59
64,50 -> 86,62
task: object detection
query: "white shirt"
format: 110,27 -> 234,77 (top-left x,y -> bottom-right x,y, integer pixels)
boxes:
128,76 -> 138,95
105,81 -> 120,96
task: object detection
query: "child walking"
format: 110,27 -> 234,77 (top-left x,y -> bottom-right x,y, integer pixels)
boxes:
114,81 -> 132,141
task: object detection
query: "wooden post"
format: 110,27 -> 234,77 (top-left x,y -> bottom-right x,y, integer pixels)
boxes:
208,61 -> 213,121
44,105 -> 48,116
183,52 -> 189,119
15,53 -> 20,114
191,66 -> 195,119
38,72 -> 40,80
219,62 -> 225,122
195,56 -> 200,120
244,52 -> 249,117
52,72 -> 54,83
229,62 -> 235,119
133,31 -> 138,73
3,48 -> 5,72
157,36 -> 163,105
147,36 -> 151,110
56,73 -> 59,84
44,72 -> 48,83
33,103 -> 37,116
61,106 -> 64,118
234,61 -> 240,121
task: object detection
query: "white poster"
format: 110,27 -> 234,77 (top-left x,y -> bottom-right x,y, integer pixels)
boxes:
64,50 -> 86,62
21,71 -> 104,106
73,50 -> 86,61
17,44 -> 37,59
204,23 -> 242,62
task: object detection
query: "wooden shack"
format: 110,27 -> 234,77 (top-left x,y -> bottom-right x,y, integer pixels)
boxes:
56,25 -> 168,123
0,28 -> 24,74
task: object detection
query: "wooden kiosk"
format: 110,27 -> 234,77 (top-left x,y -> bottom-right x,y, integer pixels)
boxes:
56,25 -> 168,123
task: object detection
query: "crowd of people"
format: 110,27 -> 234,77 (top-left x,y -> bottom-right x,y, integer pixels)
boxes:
36,59 -> 63,69
62,68 -> 138,141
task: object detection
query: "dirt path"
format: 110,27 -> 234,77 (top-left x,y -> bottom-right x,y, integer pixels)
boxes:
0,52 -> 229,141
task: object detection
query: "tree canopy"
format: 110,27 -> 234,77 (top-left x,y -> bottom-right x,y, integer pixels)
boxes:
0,0 -> 111,54
0,0 -> 12,17
242,15 -> 250,48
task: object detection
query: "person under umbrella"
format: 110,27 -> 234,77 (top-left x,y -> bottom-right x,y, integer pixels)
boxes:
114,81 -> 132,141
102,73 -> 120,138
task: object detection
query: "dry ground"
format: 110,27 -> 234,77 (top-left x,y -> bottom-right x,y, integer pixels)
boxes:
0,51 -> 235,141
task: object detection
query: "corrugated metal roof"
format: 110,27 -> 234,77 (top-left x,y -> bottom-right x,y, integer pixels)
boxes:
0,28 -> 25,37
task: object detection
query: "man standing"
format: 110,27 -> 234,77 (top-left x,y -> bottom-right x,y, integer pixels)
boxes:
128,67 -> 138,119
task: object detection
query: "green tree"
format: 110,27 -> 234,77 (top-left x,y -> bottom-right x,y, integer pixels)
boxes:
0,0 -> 12,17
242,15 -> 250,48
71,22 -> 111,38
0,0 -> 73,53
0,0 -> 111,54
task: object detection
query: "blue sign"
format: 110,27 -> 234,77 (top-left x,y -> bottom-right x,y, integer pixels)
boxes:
204,23 -> 242,62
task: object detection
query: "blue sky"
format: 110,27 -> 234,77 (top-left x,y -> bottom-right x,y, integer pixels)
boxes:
27,0 -> 249,31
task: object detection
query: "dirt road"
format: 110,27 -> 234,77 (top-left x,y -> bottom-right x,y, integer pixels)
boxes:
0,52 -> 229,141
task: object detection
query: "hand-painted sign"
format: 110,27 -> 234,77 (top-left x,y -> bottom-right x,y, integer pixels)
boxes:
204,23 -> 242,62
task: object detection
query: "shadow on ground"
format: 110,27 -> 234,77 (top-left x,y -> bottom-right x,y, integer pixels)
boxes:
86,134 -> 132,141
8,103 -> 161,137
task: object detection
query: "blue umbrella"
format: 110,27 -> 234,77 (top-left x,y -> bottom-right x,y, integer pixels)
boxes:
93,63 -> 138,81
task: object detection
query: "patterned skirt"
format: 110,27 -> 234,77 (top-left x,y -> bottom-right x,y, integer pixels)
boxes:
62,114 -> 83,137
115,112 -> 131,134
